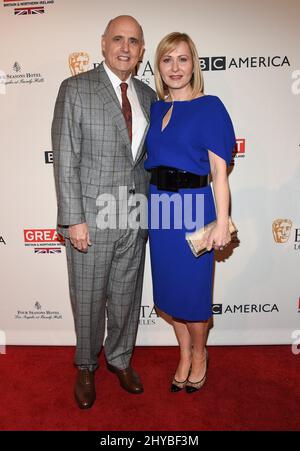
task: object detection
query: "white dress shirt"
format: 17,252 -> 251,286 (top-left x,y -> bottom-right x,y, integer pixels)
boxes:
103,62 -> 148,160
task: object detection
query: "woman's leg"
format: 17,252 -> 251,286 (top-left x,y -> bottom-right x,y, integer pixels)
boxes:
186,320 -> 209,382
172,318 -> 193,381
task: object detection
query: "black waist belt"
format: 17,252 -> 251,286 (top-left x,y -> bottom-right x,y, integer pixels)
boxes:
150,166 -> 208,192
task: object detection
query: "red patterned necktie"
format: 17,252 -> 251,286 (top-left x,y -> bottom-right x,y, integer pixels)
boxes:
120,82 -> 132,142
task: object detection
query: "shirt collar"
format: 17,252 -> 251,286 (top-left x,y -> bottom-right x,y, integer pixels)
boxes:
103,62 -> 132,91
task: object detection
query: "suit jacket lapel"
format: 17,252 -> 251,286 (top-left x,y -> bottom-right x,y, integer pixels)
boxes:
94,63 -> 133,163
94,63 -> 152,166
133,79 -> 149,122
132,78 -> 151,165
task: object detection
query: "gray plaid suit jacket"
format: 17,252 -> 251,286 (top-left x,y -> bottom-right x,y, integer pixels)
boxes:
52,62 -> 157,241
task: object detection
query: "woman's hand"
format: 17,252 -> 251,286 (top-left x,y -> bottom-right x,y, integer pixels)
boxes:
207,150 -> 231,252
205,221 -> 231,251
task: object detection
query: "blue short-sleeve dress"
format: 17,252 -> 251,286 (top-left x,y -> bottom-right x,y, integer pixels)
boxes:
145,95 -> 236,321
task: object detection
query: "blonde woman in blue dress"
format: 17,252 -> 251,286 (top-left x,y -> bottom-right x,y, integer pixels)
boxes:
145,33 -> 236,393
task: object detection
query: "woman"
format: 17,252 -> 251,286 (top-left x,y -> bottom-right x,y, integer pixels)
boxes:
145,32 -> 236,393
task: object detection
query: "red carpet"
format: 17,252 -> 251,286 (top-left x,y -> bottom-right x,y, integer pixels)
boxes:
0,345 -> 299,431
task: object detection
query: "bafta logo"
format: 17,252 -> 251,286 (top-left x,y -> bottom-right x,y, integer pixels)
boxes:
69,52 -> 89,76
272,219 -> 292,243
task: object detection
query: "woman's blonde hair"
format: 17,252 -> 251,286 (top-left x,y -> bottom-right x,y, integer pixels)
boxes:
154,32 -> 204,100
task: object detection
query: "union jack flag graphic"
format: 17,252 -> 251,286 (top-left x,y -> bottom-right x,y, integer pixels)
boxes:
34,247 -> 61,254
14,6 -> 45,15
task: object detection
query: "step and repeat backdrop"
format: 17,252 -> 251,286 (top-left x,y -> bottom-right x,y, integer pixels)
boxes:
0,0 -> 299,346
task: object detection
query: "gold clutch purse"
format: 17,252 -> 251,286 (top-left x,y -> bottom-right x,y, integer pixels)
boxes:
186,217 -> 237,257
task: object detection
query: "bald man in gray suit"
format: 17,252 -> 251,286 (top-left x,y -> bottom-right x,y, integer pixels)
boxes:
52,15 -> 156,409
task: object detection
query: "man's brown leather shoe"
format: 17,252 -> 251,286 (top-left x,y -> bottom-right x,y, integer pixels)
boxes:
74,368 -> 96,409
107,364 -> 144,394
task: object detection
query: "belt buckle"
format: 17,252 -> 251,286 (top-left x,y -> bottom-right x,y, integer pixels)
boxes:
178,171 -> 189,188
157,168 -> 178,192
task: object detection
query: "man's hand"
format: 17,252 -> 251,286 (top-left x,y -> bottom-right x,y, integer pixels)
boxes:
69,223 -> 91,252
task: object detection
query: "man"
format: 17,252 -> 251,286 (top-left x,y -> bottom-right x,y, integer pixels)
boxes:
52,15 -> 156,409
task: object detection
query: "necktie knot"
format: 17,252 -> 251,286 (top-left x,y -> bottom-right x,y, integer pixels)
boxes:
120,82 -> 128,94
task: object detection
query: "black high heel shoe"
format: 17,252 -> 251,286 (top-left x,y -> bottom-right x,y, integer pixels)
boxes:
170,365 -> 191,392
170,377 -> 188,392
185,349 -> 209,394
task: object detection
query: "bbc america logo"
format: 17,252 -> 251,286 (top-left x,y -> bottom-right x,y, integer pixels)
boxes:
199,55 -> 290,71
213,303 -> 279,314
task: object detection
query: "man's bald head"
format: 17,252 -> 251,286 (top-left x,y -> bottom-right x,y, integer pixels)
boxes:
103,15 -> 144,45
101,14 -> 145,81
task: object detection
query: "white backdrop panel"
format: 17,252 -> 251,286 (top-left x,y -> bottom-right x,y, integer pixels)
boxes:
0,0 -> 299,346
